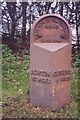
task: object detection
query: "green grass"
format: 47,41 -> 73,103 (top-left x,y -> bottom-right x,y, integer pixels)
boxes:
2,44 -> 79,118
0,44 -> 2,97
2,45 -> 30,96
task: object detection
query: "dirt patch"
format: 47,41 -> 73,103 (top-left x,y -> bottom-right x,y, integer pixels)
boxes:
2,95 -> 78,118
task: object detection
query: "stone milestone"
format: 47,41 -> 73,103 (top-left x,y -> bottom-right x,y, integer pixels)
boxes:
30,14 -> 72,111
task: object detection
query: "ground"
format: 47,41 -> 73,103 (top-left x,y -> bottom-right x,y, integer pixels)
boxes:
1,45 -> 79,118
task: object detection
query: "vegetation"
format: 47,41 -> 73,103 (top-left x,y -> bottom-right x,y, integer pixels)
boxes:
2,45 -> 79,118
1,1 -> 80,118
72,53 -> 80,117
2,44 -> 30,96
1,1 -> 80,53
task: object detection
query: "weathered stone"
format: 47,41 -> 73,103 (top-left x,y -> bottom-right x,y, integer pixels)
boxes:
30,14 -> 72,111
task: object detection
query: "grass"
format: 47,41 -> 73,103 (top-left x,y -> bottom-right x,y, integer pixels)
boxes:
2,44 -> 79,118
2,45 -> 30,96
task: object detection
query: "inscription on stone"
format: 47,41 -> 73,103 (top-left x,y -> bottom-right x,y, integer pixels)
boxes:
31,70 -> 51,84
31,70 -> 71,84
33,16 -> 69,43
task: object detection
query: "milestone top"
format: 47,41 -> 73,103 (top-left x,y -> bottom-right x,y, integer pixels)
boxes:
30,14 -> 72,44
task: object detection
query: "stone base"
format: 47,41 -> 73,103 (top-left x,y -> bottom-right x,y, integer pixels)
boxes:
30,43 -> 71,111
